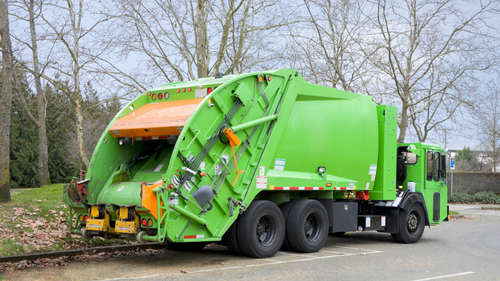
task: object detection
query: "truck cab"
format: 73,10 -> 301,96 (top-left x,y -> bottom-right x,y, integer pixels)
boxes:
396,143 -> 448,224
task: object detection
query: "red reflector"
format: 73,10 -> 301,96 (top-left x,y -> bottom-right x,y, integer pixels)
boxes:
142,218 -> 147,226
188,87 -> 192,92
268,76 -> 271,81
182,88 -> 186,92
207,87 -> 212,94
84,215 -> 88,222
177,89 -> 180,93
158,93 -> 163,100
148,92 -> 151,96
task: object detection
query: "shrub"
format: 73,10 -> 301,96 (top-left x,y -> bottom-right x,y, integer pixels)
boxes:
473,192 -> 498,204
448,192 -> 500,204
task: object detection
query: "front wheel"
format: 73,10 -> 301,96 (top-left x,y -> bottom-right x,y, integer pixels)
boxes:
237,200 -> 285,258
392,203 -> 425,243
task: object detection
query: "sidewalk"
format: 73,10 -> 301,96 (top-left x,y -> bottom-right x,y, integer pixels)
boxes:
449,203 -> 500,218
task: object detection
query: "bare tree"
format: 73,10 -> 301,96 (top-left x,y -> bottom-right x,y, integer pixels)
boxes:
360,0 -> 500,142
0,0 -> 14,202
38,0 -> 112,170
470,82 -> 500,172
96,0 -> 290,94
9,0 -> 51,186
287,0 -> 373,92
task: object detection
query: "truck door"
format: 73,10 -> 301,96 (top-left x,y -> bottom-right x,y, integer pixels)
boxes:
424,150 -> 447,224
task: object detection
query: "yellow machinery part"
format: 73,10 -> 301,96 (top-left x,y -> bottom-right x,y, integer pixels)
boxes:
119,206 -> 129,220
90,205 -> 100,218
86,212 -> 113,233
115,212 -> 140,234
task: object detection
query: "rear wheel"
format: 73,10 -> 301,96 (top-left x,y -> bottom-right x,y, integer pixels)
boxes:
392,203 -> 425,243
279,200 -> 298,251
287,200 -> 328,253
222,218 -> 244,256
237,200 -> 285,258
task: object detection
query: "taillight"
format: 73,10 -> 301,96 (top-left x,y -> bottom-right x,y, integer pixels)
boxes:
83,215 -> 88,222
142,218 -> 147,226
79,215 -> 83,222
152,93 -> 157,101
165,92 -> 169,100
148,219 -> 153,227
158,93 -> 163,100
207,87 -> 212,94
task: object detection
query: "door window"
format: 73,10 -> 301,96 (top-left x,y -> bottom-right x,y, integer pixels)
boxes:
433,152 -> 440,181
427,151 -> 433,181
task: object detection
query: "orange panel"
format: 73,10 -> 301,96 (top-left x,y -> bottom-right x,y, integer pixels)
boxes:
141,182 -> 164,220
109,98 -> 204,138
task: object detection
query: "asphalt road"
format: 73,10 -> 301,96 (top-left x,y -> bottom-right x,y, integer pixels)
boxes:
4,204 -> 500,281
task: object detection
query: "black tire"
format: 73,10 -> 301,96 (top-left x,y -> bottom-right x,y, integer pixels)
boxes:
330,232 -> 346,237
279,200 -> 298,251
222,218 -> 244,256
287,200 -> 328,253
392,203 -> 425,243
237,200 -> 285,258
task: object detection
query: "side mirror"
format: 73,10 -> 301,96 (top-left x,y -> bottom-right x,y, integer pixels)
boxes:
408,144 -> 421,156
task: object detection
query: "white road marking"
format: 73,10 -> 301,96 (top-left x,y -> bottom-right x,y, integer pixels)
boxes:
277,251 -> 318,258
319,250 -> 351,254
412,272 -> 475,281
100,245 -> 382,281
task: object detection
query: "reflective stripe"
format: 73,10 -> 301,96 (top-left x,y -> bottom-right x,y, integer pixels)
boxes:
184,234 -> 204,239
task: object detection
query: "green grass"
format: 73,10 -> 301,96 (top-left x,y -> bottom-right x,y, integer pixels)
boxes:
0,184 -> 130,257
450,211 -> 459,215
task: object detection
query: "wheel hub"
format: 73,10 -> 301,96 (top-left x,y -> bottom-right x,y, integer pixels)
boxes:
257,222 -> 267,236
408,213 -> 418,230
304,219 -> 313,236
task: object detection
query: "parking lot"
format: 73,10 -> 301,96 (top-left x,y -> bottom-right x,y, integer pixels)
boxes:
4,204 -> 500,281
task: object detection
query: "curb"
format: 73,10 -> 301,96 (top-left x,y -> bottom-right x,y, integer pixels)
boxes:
482,206 -> 500,211
0,243 -> 162,263
450,214 -> 464,219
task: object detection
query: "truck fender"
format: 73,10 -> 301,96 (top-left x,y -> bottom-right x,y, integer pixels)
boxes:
399,192 -> 430,226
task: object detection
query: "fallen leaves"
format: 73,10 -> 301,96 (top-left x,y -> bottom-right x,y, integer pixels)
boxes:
2,207 -> 92,257
0,248 -> 171,272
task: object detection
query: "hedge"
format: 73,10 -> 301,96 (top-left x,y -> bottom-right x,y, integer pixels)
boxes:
448,192 -> 500,204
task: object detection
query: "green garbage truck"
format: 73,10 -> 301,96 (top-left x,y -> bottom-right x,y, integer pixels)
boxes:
64,68 -> 448,258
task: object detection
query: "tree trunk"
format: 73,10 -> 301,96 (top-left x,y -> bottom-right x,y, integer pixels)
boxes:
29,0 -> 51,186
397,97 -> 409,143
196,0 -> 208,78
0,0 -> 14,202
75,101 -> 88,170
70,0 -> 88,170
